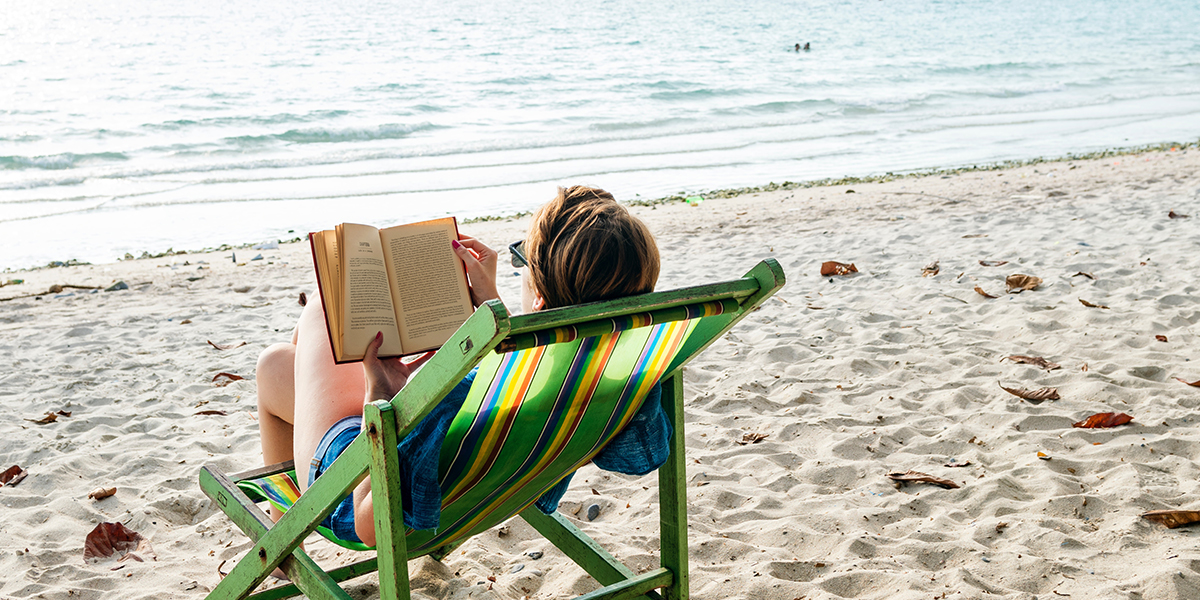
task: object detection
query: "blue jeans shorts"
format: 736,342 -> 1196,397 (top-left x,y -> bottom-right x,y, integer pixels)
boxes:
307,415 -> 364,542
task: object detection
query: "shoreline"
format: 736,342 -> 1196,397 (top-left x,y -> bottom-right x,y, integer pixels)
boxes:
5,138 -> 1196,275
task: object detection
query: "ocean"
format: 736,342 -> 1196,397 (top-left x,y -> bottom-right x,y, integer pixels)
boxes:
2,0 -> 1198,270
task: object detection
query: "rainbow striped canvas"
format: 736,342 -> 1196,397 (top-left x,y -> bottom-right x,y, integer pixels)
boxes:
240,299 -> 731,553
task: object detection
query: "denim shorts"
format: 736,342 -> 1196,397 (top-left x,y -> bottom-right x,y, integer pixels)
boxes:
307,415 -> 365,542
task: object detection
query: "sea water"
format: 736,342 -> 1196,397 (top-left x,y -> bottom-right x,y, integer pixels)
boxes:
2,0 -> 1198,269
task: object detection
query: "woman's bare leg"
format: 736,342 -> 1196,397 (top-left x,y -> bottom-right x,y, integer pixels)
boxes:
291,300 -> 367,493
256,342 -> 297,469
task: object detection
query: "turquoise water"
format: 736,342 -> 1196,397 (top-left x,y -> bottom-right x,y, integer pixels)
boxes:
2,0 -> 1199,269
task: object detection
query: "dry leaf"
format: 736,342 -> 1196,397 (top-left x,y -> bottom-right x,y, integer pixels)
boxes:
298,292 -> 307,306
979,260 -> 1008,267
1,465 -> 28,487
1168,211 -> 1189,219
1072,271 -> 1096,280
88,487 -> 117,500
886,471 -> 960,489
820,261 -> 858,276
944,461 -> 972,468
1036,451 -> 1050,460
1143,510 -> 1200,528
999,383 -> 1061,403
1081,363 -> 1089,372
211,372 -> 244,387
26,412 -> 58,425
1156,335 -> 1168,342
1079,298 -> 1109,309
962,234 -> 988,238
1002,355 -> 1061,370
1005,274 -> 1042,293
922,261 -> 940,277
1173,377 -> 1200,387
974,286 -> 998,299
83,522 -> 155,564
1072,412 -> 1133,429
194,410 -> 228,416
737,432 -> 769,445
207,340 -> 247,351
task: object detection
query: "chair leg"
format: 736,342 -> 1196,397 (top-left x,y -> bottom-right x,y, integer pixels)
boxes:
199,466 -> 353,600
364,401 -> 412,600
658,372 -> 689,600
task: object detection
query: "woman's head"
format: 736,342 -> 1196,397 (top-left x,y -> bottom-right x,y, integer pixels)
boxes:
522,186 -> 659,310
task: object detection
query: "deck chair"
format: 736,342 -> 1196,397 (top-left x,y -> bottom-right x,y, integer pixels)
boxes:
199,259 -> 785,600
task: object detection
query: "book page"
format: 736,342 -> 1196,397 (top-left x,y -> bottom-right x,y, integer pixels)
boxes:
339,223 -> 404,361
310,229 -> 344,361
379,217 -> 473,353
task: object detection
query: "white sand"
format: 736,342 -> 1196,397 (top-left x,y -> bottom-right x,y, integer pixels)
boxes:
3,148 -> 1200,599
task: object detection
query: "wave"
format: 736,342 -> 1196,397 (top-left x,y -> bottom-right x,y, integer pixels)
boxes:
590,117 -> 697,132
0,152 -> 129,171
225,122 -> 442,146
143,110 -> 352,131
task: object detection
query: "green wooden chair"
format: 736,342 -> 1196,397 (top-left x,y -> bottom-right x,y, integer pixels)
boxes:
199,259 -> 785,600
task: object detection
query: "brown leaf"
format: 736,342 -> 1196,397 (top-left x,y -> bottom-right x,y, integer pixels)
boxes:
737,432 -> 769,445
1036,451 -> 1051,460
298,292 -> 307,306
26,412 -> 58,425
1143,510 -> 1200,528
1005,274 -> 1042,293
88,487 -> 117,500
591,488 -> 600,496
922,261 -> 940,277
820,261 -> 858,276
211,372 -> 244,386
999,383 -> 1061,403
1156,335 -> 1168,342
962,234 -> 988,238
886,471 -> 960,489
207,340 -> 247,351
194,410 -> 227,416
979,260 -> 1009,267
1174,377 -> 1200,387
1002,355 -> 1061,370
974,286 -> 998,299
1072,271 -> 1096,280
1072,412 -> 1134,429
83,522 -> 155,563
1081,363 -> 1089,372
1,465 -> 28,487
943,461 -> 972,468
1079,298 -> 1109,309
1169,211 -> 1189,219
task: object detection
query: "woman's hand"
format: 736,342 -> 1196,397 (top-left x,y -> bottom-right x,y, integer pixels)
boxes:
451,236 -> 500,307
362,332 -> 435,404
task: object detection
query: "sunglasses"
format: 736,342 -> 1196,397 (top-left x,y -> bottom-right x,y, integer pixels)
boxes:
508,240 -> 529,268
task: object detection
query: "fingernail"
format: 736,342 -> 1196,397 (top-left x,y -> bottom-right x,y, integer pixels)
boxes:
451,239 -> 461,249
375,331 -> 382,341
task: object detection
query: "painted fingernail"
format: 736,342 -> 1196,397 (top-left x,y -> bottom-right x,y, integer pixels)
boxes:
451,239 -> 461,249
375,331 -> 382,341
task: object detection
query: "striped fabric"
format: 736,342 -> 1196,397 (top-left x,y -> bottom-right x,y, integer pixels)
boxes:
404,318 -> 699,554
236,471 -> 372,551
498,298 -> 735,352
238,300 -> 727,554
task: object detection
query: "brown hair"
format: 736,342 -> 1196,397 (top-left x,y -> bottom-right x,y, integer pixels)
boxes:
525,185 -> 659,309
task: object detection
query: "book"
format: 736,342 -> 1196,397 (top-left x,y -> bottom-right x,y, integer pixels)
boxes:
309,217 -> 474,363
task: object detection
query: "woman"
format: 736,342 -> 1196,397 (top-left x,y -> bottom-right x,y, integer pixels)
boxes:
255,186 -> 671,546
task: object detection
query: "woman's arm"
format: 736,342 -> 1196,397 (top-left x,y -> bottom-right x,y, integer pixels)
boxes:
352,333 -> 435,546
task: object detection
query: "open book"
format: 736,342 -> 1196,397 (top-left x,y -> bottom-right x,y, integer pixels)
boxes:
309,217 -> 474,363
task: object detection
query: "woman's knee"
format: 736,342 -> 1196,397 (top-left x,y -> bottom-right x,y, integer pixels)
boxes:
257,342 -> 296,416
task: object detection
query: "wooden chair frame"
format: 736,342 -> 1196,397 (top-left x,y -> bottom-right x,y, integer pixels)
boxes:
198,259 -> 785,600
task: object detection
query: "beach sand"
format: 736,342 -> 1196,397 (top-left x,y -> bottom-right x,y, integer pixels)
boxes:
3,147 -> 1200,599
